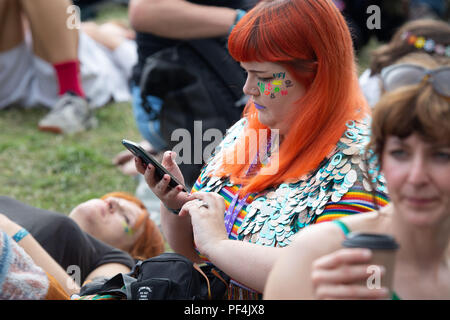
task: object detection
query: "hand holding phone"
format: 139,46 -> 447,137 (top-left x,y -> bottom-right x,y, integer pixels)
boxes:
122,139 -> 188,192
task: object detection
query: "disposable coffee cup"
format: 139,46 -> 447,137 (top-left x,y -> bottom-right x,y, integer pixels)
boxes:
342,232 -> 399,294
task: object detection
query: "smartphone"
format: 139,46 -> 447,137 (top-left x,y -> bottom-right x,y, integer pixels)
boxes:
122,139 -> 188,192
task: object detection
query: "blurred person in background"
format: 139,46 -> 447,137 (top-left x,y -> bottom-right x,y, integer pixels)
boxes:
359,18 -> 450,107
265,53 -> 450,300
0,191 -> 164,287
0,0 -> 137,134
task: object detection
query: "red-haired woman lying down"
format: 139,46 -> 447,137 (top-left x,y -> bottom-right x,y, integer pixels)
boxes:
0,192 -> 165,291
134,0 -> 389,299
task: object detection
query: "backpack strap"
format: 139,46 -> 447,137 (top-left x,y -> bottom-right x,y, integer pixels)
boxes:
193,263 -> 212,299
187,39 -> 245,101
211,268 -> 229,289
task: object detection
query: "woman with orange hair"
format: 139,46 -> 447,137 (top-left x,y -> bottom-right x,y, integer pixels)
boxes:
136,0 -> 387,299
0,191 -> 165,292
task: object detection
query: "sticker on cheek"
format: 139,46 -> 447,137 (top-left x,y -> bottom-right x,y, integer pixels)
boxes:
257,74 -> 292,99
122,221 -> 134,236
273,72 -> 286,79
272,80 -> 283,86
258,82 -> 265,94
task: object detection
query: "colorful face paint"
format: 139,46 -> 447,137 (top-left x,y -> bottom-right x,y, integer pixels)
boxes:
273,72 -> 286,79
122,220 -> 134,236
257,72 -> 293,100
272,80 -> 283,86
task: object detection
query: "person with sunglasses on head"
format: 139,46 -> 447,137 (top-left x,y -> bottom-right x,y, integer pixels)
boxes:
0,192 -> 165,292
134,0 -> 388,299
265,52 -> 450,300
359,18 -> 450,108
380,58 -> 450,100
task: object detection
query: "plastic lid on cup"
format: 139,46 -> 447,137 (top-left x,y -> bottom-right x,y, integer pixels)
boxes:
342,232 -> 399,250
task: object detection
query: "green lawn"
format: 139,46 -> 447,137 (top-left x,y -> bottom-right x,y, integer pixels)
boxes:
0,102 -> 142,214
0,4 -> 142,215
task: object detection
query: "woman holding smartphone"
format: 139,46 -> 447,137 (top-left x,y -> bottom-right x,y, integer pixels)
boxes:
135,0 -> 388,299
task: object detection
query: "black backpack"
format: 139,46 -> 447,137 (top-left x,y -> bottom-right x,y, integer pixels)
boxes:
79,253 -> 230,300
139,38 -> 247,188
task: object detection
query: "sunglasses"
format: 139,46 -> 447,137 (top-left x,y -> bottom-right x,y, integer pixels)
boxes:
381,64 -> 450,99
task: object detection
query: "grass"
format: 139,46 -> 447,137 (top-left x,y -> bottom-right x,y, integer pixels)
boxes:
0,5 -> 142,215
0,102 -> 142,214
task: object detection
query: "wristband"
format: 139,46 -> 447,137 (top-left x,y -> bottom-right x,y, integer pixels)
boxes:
229,9 -> 247,34
12,228 -> 29,243
163,203 -> 181,215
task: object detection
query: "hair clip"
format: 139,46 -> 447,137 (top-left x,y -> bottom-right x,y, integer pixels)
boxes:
401,32 -> 450,57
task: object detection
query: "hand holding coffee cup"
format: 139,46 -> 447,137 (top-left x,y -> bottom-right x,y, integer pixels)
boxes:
342,233 -> 399,297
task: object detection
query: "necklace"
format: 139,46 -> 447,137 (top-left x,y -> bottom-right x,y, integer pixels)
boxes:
224,131 -> 274,236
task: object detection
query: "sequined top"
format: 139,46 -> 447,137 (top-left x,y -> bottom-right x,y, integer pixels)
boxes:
192,116 -> 388,298
193,116 -> 388,248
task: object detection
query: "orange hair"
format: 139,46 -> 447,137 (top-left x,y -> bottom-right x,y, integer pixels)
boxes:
221,0 -> 369,196
101,192 -> 165,260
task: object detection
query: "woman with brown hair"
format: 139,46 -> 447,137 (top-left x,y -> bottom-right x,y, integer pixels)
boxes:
359,18 -> 450,107
265,53 -> 450,299
135,0 -> 388,299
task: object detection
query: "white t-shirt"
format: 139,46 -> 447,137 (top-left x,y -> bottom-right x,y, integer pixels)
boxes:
358,68 -> 382,108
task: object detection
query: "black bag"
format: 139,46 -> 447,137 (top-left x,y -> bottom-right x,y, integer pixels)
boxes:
139,38 -> 247,188
80,253 -> 230,300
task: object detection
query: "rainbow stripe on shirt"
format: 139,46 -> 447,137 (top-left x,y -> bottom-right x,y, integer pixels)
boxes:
315,188 -> 389,224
